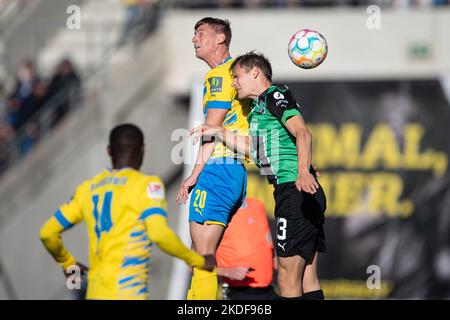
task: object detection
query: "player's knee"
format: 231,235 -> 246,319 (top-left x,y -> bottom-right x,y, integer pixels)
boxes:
278,266 -> 301,282
190,237 -> 209,254
278,273 -> 302,291
303,273 -> 320,292
192,243 -> 216,255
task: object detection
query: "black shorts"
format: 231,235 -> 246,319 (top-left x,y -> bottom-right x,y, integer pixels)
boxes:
273,178 -> 326,262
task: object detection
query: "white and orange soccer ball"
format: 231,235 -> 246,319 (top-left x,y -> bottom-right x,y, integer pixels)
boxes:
288,29 -> 328,69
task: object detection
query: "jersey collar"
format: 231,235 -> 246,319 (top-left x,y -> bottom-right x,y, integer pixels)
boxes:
218,56 -> 232,66
107,166 -> 133,172
257,85 -> 275,100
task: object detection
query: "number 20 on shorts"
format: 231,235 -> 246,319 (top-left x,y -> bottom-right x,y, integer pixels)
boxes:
193,190 -> 207,209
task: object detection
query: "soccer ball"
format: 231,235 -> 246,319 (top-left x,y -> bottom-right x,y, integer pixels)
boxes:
288,29 -> 328,69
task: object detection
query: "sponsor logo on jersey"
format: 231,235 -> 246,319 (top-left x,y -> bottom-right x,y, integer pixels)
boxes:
146,182 -> 165,199
209,77 -> 223,94
276,99 -> 289,108
273,91 -> 285,100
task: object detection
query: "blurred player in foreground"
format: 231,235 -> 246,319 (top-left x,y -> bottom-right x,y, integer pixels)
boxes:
191,52 -> 326,300
40,124 -> 215,300
216,197 -> 277,300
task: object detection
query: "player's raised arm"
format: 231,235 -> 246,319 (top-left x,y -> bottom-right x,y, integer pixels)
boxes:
39,188 -> 85,275
177,108 -> 228,205
190,124 -> 250,156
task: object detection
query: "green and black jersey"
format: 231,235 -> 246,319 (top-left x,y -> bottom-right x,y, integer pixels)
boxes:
248,84 -> 303,185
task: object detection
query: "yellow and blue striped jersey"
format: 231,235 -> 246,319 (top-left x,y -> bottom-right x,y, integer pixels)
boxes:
203,57 -> 250,160
52,168 -> 167,300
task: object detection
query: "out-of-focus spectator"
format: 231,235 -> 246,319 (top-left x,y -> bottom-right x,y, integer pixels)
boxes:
47,59 -> 81,126
217,0 -> 239,8
13,60 -> 38,101
119,0 -> 142,45
0,94 -> 7,124
141,0 -> 163,36
118,0 -> 161,46
20,122 -> 39,156
19,80 -> 48,128
5,94 -> 22,130
0,57 -> 83,177
0,123 -> 15,173
244,0 -> 265,8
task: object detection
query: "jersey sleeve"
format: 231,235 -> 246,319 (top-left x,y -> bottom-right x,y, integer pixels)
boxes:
144,215 -> 205,268
204,68 -> 235,112
266,86 -> 303,126
55,184 -> 85,229
137,176 -> 168,221
39,184 -> 85,270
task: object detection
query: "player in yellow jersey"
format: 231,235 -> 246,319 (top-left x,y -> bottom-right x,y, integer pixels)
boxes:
40,124 -> 215,300
176,17 -> 250,300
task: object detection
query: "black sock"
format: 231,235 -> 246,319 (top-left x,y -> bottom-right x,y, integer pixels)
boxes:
303,290 -> 324,300
278,295 -> 303,300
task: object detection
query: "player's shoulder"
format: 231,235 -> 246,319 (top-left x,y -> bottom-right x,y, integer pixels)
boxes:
124,171 -> 165,199
267,84 -> 293,101
266,84 -> 297,109
143,174 -> 164,185
206,61 -> 232,79
126,170 -> 161,184
79,170 -> 109,192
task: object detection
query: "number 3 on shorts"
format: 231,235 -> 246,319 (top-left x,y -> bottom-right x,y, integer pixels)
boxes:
277,217 -> 287,240
193,190 -> 207,209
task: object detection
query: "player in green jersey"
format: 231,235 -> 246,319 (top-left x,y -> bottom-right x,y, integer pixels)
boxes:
191,51 -> 326,300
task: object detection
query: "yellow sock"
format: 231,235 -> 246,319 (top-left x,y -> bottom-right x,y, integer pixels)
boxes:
188,267 -> 218,300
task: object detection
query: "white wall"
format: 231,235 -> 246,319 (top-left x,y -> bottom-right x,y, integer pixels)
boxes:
162,7 -> 450,94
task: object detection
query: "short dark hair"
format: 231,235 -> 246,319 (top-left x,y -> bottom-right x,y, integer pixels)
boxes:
231,51 -> 272,82
195,17 -> 232,48
109,124 -> 144,158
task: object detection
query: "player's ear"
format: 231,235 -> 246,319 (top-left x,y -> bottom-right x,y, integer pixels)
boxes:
216,32 -> 226,46
252,67 -> 259,80
107,145 -> 112,157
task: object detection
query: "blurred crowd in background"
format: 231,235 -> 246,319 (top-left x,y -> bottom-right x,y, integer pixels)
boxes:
0,58 -> 81,175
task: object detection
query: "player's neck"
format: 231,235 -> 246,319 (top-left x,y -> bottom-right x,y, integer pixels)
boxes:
204,49 -> 230,69
112,159 -> 140,171
250,82 -> 272,100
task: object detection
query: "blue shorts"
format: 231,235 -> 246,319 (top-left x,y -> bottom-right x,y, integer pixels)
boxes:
189,158 -> 247,226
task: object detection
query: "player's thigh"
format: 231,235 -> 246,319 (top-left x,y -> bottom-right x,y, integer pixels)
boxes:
189,221 -> 225,254
189,162 -> 246,226
303,252 -> 319,285
277,256 -> 305,276
274,182 -> 323,263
